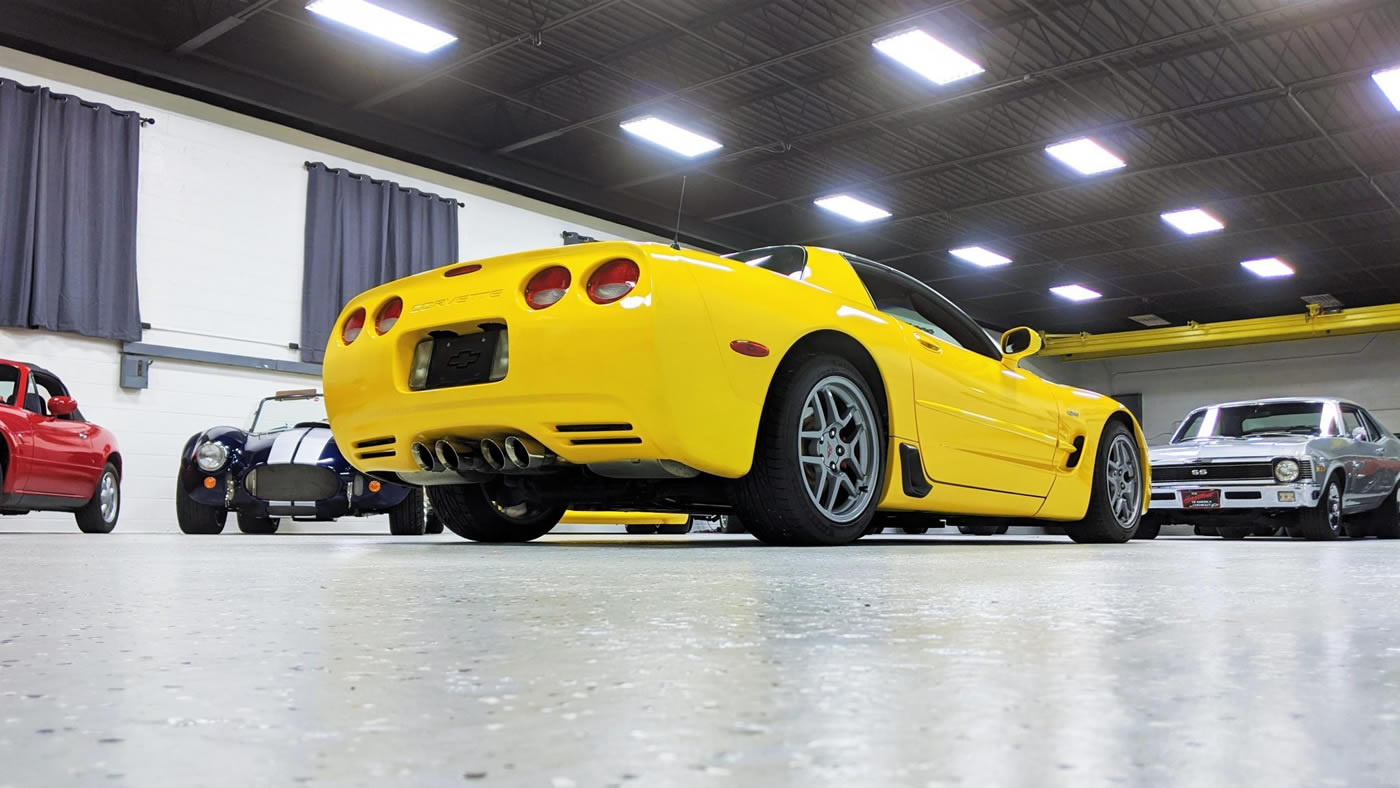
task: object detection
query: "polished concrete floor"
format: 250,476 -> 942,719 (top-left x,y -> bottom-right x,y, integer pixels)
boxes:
2,531 -> 1398,787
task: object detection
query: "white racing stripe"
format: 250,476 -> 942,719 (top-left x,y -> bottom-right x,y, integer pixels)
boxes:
266,429 -> 305,464
293,428 -> 334,464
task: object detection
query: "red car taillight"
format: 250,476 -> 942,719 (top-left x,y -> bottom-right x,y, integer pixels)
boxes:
375,297 -> 402,334
342,308 -> 366,344
587,259 -> 640,304
525,266 -> 571,309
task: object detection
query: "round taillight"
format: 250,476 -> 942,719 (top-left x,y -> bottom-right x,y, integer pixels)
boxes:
342,308 -> 366,344
525,266 -> 571,309
375,297 -> 402,335
587,259 -> 640,304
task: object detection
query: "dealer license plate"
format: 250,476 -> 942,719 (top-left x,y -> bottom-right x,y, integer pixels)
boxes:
1181,489 -> 1222,509
424,331 -> 501,390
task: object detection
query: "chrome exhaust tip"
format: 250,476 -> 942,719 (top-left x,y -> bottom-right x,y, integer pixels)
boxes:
503,436 -> 531,470
434,439 -> 461,470
410,442 -> 436,472
479,439 -> 507,471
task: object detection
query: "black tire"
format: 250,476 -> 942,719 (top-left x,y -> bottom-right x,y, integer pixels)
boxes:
176,478 -> 226,534
1217,526 -> 1249,540
1350,487 -> 1398,539
958,522 -> 1009,536
1064,421 -> 1144,544
428,483 -> 563,543
426,508 -> 443,534
1296,475 -> 1344,541
626,524 -> 659,535
388,488 -> 430,535
657,516 -> 693,535
734,354 -> 885,546
1194,525 -> 1218,537
901,525 -> 930,535
1133,514 -> 1163,540
75,464 -> 120,534
237,512 -> 280,534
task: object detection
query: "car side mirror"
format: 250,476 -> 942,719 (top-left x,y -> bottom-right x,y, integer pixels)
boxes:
1000,326 -> 1043,368
48,396 -> 78,417
1352,427 -> 1370,443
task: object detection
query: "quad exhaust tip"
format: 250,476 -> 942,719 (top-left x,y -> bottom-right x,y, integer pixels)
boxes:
434,439 -> 462,470
410,442 -> 436,472
479,438 -> 507,471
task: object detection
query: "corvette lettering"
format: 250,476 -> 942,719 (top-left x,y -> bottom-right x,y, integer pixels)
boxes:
411,289 -> 504,313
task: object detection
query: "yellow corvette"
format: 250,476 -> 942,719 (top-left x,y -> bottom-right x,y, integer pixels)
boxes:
322,243 -> 1148,546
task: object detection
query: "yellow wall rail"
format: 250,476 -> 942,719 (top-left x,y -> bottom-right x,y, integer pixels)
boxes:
1041,303 -> 1400,361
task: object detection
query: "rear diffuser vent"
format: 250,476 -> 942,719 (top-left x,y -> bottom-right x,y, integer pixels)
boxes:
569,437 -> 643,446
556,423 -> 633,433
354,436 -> 396,448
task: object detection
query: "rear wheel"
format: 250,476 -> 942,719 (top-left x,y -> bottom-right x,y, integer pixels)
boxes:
428,483 -> 563,543
236,512 -> 280,534
1296,476 -> 1344,541
735,355 -> 884,546
1065,423 -> 1143,544
958,522 -> 1010,536
1217,526 -> 1248,540
657,516 -> 693,535
176,479 -> 226,535
625,524 -> 659,535
1350,486 -> 1398,539
388,488 -> 429,535
1133,513 -> 1163,540
1194,525 -> 1219,537
75,465 -> 120,534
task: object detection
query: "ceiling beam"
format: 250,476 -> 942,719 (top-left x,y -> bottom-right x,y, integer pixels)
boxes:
173,0 -> 279,55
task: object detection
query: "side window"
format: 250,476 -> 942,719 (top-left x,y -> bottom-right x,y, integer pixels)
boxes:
847,258 -> 1001,360
29,374 -> 73,421
1360,410 -> 1388,441
1342,407 -> 1366,441
852,266 -> 966,349
23,377 -> 47,416
724,246 -> 809,280
0,364 -> 18,406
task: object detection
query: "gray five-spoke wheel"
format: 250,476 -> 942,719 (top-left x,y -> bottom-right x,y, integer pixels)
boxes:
1327,482 -> 1342,532
99,471 -> 119,524
798,375 -> 878,523
1105,434 -> 1141,528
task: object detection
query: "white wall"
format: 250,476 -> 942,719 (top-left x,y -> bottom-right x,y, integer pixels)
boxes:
1047,332 -> 1400,445
0,47 -> 672,533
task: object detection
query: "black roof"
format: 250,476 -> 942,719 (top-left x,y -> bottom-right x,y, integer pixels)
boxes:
3,0 -> 1399,333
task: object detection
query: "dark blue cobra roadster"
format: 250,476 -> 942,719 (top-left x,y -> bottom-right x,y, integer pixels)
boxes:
175,390 -> 437,535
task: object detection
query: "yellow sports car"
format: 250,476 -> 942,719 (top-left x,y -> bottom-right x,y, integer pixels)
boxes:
322,243 -> 1148,546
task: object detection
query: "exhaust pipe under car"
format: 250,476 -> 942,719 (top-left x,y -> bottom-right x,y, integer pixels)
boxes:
503,435 -> 556,471
434,439 -> 484,472
411,442 -> 437,472
479,439 -> 508,471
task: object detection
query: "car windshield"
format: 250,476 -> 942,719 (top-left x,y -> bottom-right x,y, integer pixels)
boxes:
1174,402 -> 1325,442
250,395 -> 328,433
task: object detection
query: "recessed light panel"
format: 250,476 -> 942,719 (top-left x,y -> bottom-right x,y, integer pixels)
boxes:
619,117 -> 722,157
1130,314 -> 1171,327
1241,257 -> 1294,278
1161,208 -> 1224,235
873,29 -> 985,86
1045,138 -> 1126,175
1373,67 -> 1400,111
949,246 -> 1012,267
306,0 -> 457,53
1050,284 -> 1102,302
814,195 -> 892,223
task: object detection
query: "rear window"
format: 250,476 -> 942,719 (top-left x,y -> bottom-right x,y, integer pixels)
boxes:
724,246 -> 809,280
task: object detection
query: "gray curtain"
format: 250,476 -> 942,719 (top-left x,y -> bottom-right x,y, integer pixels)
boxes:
0,79 -> 142,341
301,162 -> 460,363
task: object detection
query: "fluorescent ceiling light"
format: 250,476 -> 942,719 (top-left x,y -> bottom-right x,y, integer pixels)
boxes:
1161,208 -> 1224,235
1045,138 -> 1126,175
814,194 -> 892,223
1050,284 -> 1102,302
306,0 -> 456,53
1130,313 -> 1170,327
1373,67 -> 1400,111
949,246 -> 1012,267
619,116 -> 723,157
873,29 -> 984,86
1241,257 -> 1294,278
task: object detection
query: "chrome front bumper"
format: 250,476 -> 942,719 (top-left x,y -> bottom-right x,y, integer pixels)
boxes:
1149,481 -> 1321,511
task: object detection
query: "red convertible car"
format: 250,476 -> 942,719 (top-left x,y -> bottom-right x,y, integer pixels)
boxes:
0,360 -> 122,532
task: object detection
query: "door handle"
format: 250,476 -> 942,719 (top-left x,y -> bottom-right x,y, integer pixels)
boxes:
915,335 -> 943,353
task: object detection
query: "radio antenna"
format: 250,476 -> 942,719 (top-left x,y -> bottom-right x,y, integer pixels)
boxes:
670,176 -> 687,250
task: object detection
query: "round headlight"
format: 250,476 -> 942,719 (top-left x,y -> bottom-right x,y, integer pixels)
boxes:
196,441 -> 229,472
1275,459 -> 1301,483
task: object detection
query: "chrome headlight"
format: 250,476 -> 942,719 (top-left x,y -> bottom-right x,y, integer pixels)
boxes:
195,441 -> 229,472
1274,459 -> 1301,483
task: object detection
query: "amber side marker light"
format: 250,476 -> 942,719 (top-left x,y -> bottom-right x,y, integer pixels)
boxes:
368,480 -> 382,493
729,340 -> 770,357
203,477 -> 217,489
445,264 -> 482,277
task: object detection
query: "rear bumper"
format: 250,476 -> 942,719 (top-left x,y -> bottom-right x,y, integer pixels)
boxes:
322,244 -> 767,479
1149,481 -> 1319,511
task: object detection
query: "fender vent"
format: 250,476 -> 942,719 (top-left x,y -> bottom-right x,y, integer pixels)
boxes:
1065,436 -> 1086,469
357,450 -> 396,460
354,436 -> 396,448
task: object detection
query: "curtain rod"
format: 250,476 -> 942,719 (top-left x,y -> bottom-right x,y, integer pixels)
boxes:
1,78 -> 154,126
304,161 -> 466,207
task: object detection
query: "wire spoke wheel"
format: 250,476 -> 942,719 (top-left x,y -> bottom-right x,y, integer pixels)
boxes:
1104,434 -> 1141,528
798,376 -> 878,523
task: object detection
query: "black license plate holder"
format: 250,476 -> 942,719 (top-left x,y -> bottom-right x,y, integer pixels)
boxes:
424,331 -> 501,390
1181,489 -> 1222,509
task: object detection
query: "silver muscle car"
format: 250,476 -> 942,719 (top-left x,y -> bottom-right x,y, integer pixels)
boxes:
1140,397 -> 1400,540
